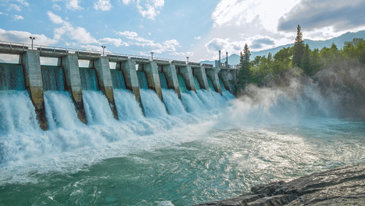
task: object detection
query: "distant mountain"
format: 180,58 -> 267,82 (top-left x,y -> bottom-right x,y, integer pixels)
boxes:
201,30 -> 365,66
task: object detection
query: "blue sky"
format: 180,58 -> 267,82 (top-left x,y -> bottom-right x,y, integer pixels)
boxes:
1,0 -> 365,62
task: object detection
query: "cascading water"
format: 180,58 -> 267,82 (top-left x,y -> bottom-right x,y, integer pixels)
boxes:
159,72 -> 168,89
196,89 -> 227,109
177,74 -> 188,93
140,89 -> 167,117
41,66 -> 65,91
194,76 -> 201,90
161,88 -> 186,115
83,90 -> 115,124
180,91 -> 205,112
207,77 -> 215,91
113,89 -> 144,121
0,91 -> 39,134
0,63 -> 25,90
79,67 -> 99,90
1,73 -> 364,206
44,91 -> 82,129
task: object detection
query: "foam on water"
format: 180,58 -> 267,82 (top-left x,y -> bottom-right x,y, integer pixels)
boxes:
140,89 -> 167,117
44,91 -> 82,129
161,89 -> 186,115
113,89 -> 144,121
1,80 -> 365,205
180,91 -> 205,112
0,87 -> 234,185
83,90 -> 115,124
0,91 -> 39,135
196,90 -> 227,109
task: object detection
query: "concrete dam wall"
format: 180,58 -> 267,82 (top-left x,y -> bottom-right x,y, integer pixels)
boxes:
0,43 -> 237,130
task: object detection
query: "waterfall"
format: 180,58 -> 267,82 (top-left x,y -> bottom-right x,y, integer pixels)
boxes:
41,66 -> 65,91
79,68 -> 99,90
0,63 -> 25,90
219,77 -> 227,91
193,76 -> 201,90
137,71 -> 148,89
83,91 -> 114,124
161,89 -> 186,115
159,72 -> 168,89
196,90 -> 226,109
180,91 -> 205,113
114,89 -> 144,121
140,89 -> 167,117
222,90 -> 235,100
177,74 -> 188,93
111,69 -> 126,89
207,77 -> 215,91
0,91 -> 39,135
44,91 -> 82,129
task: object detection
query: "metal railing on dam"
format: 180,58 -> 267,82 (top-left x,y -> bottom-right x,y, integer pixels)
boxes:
0,41 -> 237,130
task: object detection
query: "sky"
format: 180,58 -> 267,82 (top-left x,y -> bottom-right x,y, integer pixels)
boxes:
1,0 -> 365,62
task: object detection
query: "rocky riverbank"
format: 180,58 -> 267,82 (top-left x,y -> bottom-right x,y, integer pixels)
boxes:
196,164 -> 365,206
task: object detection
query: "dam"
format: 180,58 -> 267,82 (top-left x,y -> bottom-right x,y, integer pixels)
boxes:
0,42 -> 237,130
1,42 -> 365,206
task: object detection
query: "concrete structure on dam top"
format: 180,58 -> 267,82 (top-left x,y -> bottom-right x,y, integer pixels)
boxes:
0,42 -> 237,130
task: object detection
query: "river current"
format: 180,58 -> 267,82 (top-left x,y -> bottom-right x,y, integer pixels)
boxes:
0,86 -> 364,205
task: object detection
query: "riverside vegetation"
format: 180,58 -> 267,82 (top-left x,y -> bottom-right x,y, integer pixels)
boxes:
236,25 -> 365,118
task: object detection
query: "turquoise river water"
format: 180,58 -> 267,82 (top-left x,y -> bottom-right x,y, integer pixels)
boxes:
0,86 -> 364,205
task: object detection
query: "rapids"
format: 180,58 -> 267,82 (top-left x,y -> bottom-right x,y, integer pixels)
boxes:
0,86 -> 364,205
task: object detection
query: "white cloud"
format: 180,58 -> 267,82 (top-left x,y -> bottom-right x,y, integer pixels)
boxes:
192,0 -> 302,60
117,30 -> 181,54
9,4 -> 21,11
122,0 -> 131,5
13,15 -> 23,20
117,31 -> 138,39
99,37 -> 129,47
94,0 -> 112,11
52,4 -> 62,10
15,0 -> 29,7
194,36 -> 201,40
48,11 -> 63,24
122,0 -> 164,19
0,28 -> 57,46
48,11 -> 97,44
66,0 -> 82,10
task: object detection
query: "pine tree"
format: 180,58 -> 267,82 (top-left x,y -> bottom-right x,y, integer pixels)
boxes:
293,25 -> 304,68
302,44 -> 310,75
237,44 -> 251,90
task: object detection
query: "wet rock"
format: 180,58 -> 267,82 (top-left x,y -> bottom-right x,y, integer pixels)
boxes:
196,164 -> 365,206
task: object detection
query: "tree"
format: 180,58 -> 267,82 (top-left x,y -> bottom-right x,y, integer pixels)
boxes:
292,25 -> 304,68
302,44 -> 310,75
237,44 -> 251,90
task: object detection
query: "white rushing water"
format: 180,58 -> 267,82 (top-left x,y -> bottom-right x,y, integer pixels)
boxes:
180,91 -> 205,113
140,89 -> 167,117
83,90 -> 115,124
44,91 -> 82,129
114,89 -> 144,121
0,91 -> 39,135
0,88 -> 235,184
161,89 -> 186,115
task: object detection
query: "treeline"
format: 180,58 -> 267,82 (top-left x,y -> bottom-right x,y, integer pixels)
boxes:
236,25 -> 365,91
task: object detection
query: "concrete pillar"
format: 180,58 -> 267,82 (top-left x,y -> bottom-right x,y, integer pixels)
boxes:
144,61 -> 162,100
119,60 -> 141,104
179,65 -> 196,92
192,66 -> 209,90
61,54 -> 87,124
206,67 -> 222,95
22,50 -> 47,130
94,57 -> 118,120
162,63 -> 181,98
219,69 -> 237,95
